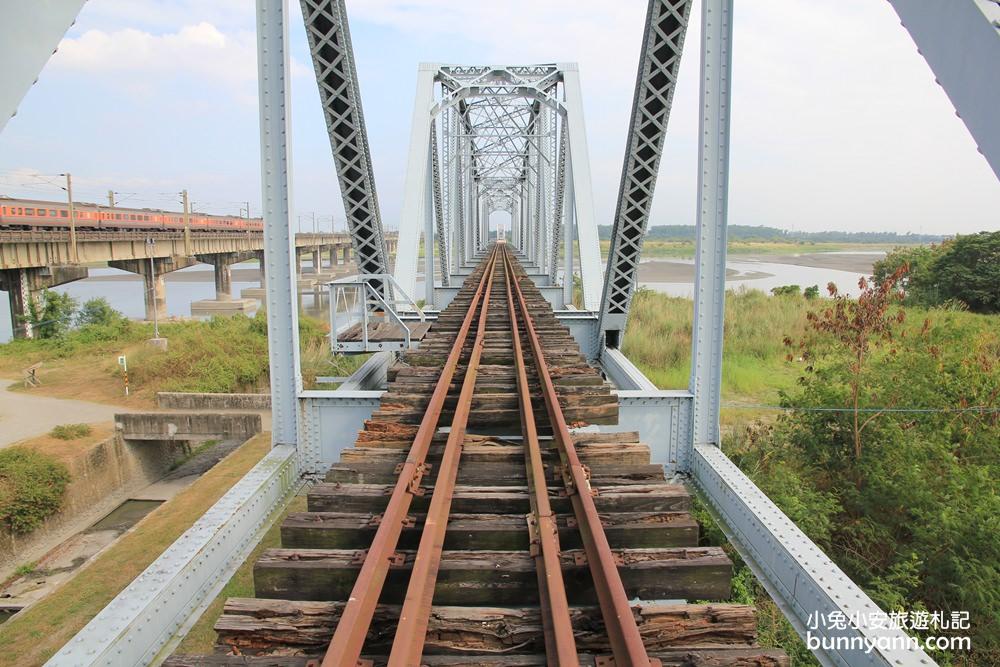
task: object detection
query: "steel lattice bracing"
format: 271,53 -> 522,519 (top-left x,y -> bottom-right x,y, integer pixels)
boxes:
300,0 -> 390,279
549,126 -> 567,282
598,0 -> 692,346
430,122 -> 450,285
394,64 -> 603,307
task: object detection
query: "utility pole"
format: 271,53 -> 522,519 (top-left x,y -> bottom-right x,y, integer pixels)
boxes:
107,190 -> 116,207
64,173 -> 78,262
182,189 -> 191,255
147,239 -> 160,339
245,201 -> 251,219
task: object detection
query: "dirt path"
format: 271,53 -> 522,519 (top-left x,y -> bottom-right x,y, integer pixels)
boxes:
0,378 -> 129,448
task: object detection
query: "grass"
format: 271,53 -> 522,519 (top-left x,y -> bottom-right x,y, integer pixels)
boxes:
0,312 -> 348,407
6,424 -> 115,463
0,432 -> 271,664
597,238 -> 889,260
176,493 -> 307,654
48,424 -> 92,441
622,286 -> 812,402
13,563 -> 36,578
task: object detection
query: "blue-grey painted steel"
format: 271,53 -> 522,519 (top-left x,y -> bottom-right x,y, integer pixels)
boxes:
47,445 -> 300,666
299,390 -> 384,472
612,391 -> 692,472
694,444 -> 937,667
888,0 -> 1000,179
257,0 -> 301,447
689,0 -> 733,449
598,0 -> 692,346
300,0 -> 390,282
0,0 -> 86,133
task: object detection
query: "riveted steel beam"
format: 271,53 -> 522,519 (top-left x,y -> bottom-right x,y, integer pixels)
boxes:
300,0 -> 390,281
598,0 -> 692,347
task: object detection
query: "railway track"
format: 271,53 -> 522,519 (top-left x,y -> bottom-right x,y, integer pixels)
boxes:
167,244 -> 788,667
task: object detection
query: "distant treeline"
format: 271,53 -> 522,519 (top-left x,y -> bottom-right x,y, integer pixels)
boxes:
597,224 -> 947,244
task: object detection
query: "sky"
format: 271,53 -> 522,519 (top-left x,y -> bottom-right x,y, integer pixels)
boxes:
0,0 -> 998,235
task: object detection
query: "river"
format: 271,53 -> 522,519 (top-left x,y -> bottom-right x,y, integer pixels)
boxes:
0,251 -> 884,343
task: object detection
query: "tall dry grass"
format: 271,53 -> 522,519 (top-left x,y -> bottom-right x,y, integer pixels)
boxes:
622,287 -> 812,400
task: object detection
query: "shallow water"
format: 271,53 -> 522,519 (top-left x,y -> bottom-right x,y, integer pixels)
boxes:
0,253 -> 879,342
86,499 -> 164,533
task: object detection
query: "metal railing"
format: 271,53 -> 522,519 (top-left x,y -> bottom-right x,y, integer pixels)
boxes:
329,273 -> 425,352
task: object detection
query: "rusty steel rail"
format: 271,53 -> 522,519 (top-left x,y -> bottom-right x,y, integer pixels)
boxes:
386,245 -> 502,665
504,244 -> 657,667
500,243 -> 579,666
317,244 -> 501,667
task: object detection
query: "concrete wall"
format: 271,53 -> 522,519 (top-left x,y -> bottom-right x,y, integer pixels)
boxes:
115,412 -> 262,440
0,436 -> 185,577
156,392 -> 271,411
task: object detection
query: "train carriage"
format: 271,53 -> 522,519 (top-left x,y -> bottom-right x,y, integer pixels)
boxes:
0,198 -> 262,232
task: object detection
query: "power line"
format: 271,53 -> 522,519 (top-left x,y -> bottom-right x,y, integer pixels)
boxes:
721,403 -> 1000,414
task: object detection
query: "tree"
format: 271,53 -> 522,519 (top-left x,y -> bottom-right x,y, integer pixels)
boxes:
22,290 -> 77,339
789,269 -> 907,461
803,285 -> 820,300
765,273 -> 1000,662
872,244 -> 938,306
770,284 -> 801,297
76,297 -> 124,327
931,231 -> 1000,313
874,232 -> 1000,313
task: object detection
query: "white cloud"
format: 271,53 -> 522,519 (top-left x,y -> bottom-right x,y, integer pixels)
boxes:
347,0 -> 1000,233
50,22 -> 310,104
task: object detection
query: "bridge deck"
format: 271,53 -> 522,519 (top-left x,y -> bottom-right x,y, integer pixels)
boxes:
166,248 -> 788,666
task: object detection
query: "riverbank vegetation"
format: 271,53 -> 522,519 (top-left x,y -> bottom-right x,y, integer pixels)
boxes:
874,230 -> 1000,313
599,223 -> 946,244
626,273 -> 999,665
0,448 -> 70,534
0,433 -> 270,663
0,301 -> 358,406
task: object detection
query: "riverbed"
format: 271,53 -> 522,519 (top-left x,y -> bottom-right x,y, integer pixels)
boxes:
0,251 -> 884,342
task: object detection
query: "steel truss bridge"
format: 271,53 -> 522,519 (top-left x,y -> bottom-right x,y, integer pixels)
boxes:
3,1 -> 997,666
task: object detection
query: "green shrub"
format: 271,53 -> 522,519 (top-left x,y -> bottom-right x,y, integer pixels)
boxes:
770,284 -> 801,297
76,298 -> 124,328
0,448 -> 71,534
49,424 -> 92,440
14,562 -> 36,577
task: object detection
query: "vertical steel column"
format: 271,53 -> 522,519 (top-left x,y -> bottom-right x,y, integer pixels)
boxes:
689,0 -> 733,450
257,0 -> 300,447
562,141 -> 576,307
559,63 -> 603,311
549,119 -> 567,283
455,124 -> 466,269
424,140 -> 436,304
394,63 -> 437,302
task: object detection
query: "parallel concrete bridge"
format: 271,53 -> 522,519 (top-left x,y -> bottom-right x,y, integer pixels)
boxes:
0,229 -> 398,336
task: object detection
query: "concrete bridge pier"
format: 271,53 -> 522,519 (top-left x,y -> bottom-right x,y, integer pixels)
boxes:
192,252 -> 256,316
240,251 -> 267,301
0,266 -> 89,338
109,257 -> 196,324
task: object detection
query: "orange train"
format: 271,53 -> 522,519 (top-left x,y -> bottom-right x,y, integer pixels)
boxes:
0,198 -> 263,232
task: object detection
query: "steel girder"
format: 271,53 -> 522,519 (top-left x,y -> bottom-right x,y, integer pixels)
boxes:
549,126 -> 567,282
430,121 -> 450,286
393,63 -> 601,307
300,0 -> 390,280
260,0 -> 301,446
598,0 -> 692,346
888,0 -> 1000,180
